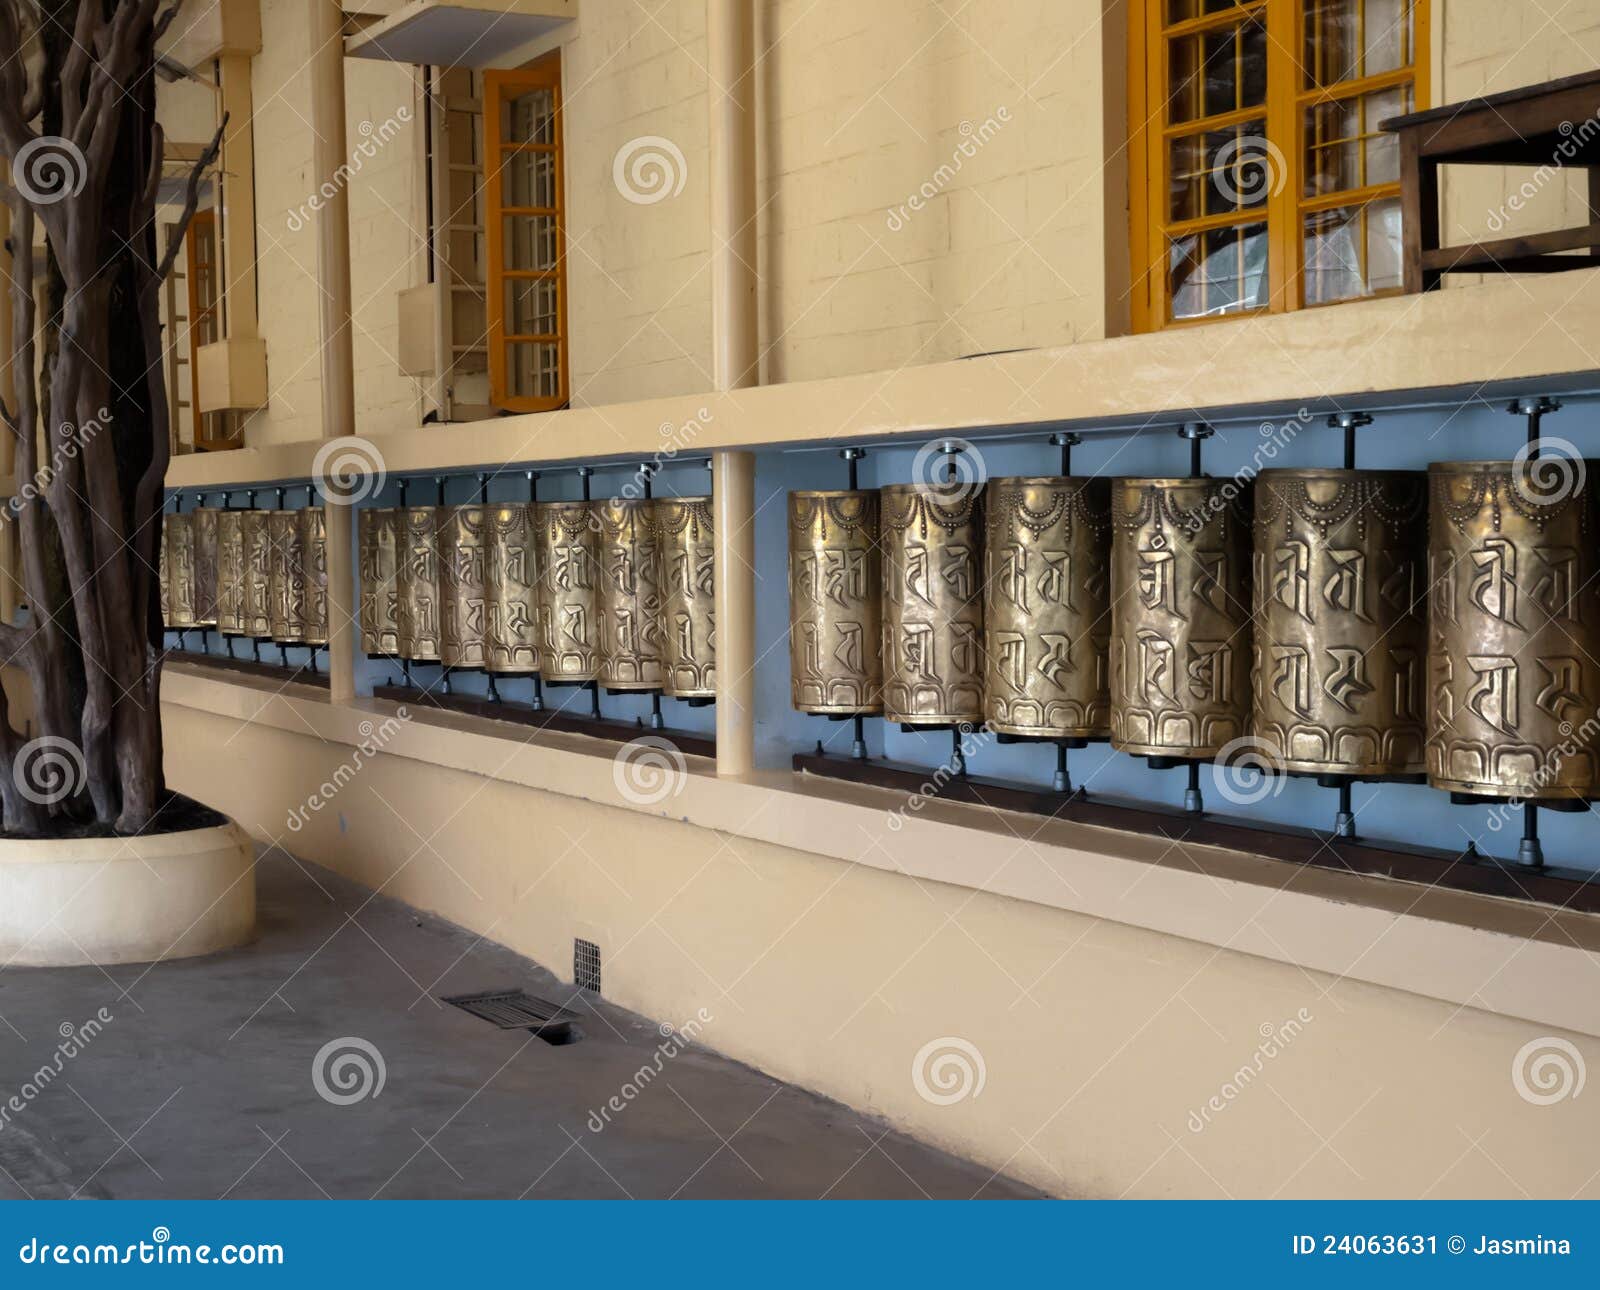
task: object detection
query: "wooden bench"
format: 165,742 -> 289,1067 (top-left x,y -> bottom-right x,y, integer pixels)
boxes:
1382,69 -> 1600,292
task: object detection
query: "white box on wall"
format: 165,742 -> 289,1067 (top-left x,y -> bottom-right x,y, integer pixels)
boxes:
196,337 -> 268,413
397,284 -> 437,377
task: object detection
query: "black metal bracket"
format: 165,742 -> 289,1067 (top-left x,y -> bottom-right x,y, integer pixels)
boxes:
1177,422 -> 1213,478
1050,431 -> 1082,477
840,446 -> 866,491
1508,395 -> 1561,448
1327,411 -> 1373,470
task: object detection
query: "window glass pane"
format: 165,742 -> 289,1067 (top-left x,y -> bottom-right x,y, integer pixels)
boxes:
1302,196 -> 1401,304
1169,221 -> 1268,320
503,277 -> 559,338
1167,35 -> 1202,123
500,87 -> 555,145
504,342 -> 562,400
1202,26 -> 1237,117
1167,0 -> 1248,23
1363,84 -> 1407,184
1168,12 -> 1265,125
1365,196 -> 1403,292
1303,0 -> 1411,89
1303,84 -> 1409,197
1168,131 -> 1204,221
501,215 -> 559,272
192,217 -> 220,342
1239,16 -> 1267,107
502,146 -> 557,209
1169,119 -> 1272,221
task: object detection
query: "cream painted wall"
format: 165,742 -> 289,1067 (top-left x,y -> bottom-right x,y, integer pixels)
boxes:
164,701 -> 1598,1200
139,4 -> 1600,1200
1436,0 -> 1600,252
151,1 -> 1600,446
757,0 -> 1127,384
157,0 -> 424,445
560,0 -> 714,406
344,62 -> 427,438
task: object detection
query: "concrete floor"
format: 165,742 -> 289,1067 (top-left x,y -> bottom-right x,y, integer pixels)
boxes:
0,851 -> 1036,1199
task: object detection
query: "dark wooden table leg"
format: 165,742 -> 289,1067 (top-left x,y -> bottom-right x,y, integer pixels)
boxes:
1400,133 -> 1442,293
1588,164 -> 1600,263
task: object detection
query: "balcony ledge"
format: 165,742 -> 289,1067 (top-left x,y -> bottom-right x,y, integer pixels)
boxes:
165,268 -> 1600,491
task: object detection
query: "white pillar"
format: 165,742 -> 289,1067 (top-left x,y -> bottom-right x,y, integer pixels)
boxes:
707,0 -> 759,777
308,0 -> 357,704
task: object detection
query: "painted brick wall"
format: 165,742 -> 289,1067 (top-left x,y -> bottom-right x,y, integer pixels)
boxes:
162,0 -> 424,446
756,0 -> 1124,385
153,0 -> 1600,445
238,0 -> 320,445
1438,1 -> 1600,255
559,1 -> 714,411
343,61 -> 425,440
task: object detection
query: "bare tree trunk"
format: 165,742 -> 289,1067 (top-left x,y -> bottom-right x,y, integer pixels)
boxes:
0,0 -> 219,836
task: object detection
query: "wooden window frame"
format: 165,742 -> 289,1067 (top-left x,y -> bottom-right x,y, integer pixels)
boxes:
184,208 -> 240,452
427,66 -> 492,421
164,218 -> 191,455
483,52 -> 569,414
1129,0 -> 1429,333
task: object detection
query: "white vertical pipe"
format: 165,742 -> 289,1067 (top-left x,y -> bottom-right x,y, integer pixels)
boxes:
308,0 -> 356,704
707,0 -> 759,777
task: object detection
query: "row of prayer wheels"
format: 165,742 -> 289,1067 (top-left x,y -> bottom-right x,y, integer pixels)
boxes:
357,497 -> 716,697
160,506 -> 329,645
788,460 -> 1600,802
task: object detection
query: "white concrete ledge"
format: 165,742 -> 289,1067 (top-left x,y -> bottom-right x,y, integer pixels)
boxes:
161,662 -> 1600,1038
165,270 -> 1600,488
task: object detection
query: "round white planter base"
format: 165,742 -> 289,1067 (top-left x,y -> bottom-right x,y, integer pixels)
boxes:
0,820 -> 255,967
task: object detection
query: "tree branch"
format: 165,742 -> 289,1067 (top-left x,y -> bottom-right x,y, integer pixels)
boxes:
153,115 -> 224,281
153,1 -> 190,46
132,112 -> 224,623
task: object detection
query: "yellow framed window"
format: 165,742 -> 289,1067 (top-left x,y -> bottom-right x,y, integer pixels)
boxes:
1129,0 -> 1428,331
484,53 -> 569,413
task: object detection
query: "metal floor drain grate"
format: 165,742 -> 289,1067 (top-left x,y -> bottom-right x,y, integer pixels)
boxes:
442,989 -> 582,1042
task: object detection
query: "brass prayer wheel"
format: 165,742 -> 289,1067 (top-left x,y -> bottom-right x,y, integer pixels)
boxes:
190,506 -> 220,628
240,511 -> 273,637
653,496 -> 716,699
596,497 -> 663,690
164,512 -> 197,629
438,505 -> 488,668
787,490 -> 882,714
215,510 -> 246,636
486,503 -> 540,674
879,484 -> 983,725
1251,469 -> 1427,776
1426,458 -> 1600,799
535,500 -> 601,682
358,508 -> 401,656
1109,477 -> 1252,758
300,506 -> 329,646
267,509 -> 306,643
397,505 -> 442,662
982,477 -> 1111,737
